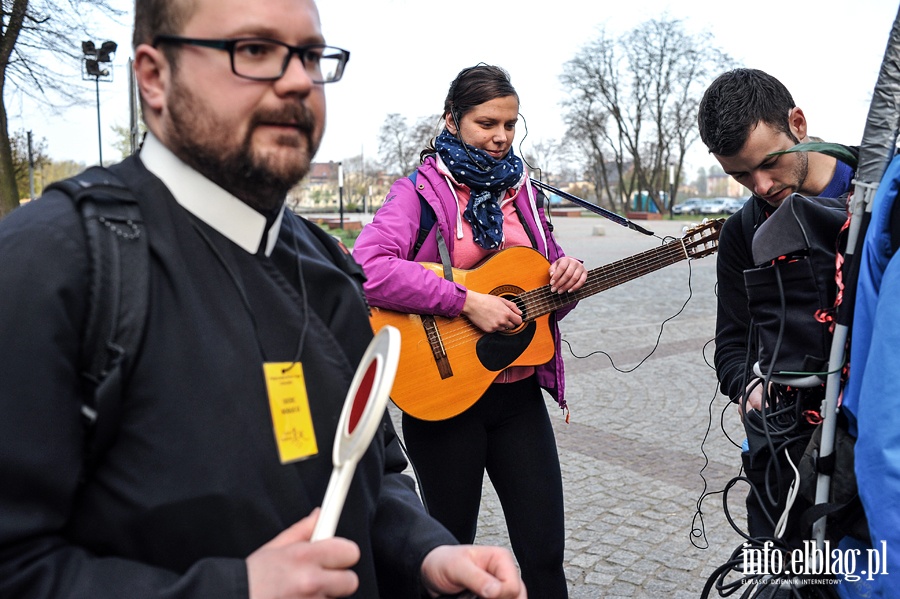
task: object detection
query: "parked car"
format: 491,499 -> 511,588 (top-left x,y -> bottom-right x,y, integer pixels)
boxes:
699,198 -> 731,214
723,197 -> 748,214
672,197 -> 705,215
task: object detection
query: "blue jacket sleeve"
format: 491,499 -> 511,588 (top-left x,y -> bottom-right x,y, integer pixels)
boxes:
853,253 -> 900,596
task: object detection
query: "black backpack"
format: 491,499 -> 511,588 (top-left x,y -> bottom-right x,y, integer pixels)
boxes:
45,166 -> 149,473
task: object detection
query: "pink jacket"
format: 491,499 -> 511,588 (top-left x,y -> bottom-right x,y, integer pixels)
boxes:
352,155 -> 576,409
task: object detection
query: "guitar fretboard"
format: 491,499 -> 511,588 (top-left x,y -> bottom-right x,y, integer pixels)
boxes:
521,238 -> 689,320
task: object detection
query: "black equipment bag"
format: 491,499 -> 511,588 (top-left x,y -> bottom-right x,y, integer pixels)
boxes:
744,194 -> 848,378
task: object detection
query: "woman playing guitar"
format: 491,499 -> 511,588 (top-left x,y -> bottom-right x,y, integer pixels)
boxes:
352,64 -> 586,599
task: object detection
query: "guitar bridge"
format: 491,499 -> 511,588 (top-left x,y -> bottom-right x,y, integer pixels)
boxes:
422,315 -> 453,380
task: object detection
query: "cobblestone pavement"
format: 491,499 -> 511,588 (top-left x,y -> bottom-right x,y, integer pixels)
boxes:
374,213 -> 750,598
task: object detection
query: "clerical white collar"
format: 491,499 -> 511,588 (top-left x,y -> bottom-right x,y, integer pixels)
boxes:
139,132 -> 284,256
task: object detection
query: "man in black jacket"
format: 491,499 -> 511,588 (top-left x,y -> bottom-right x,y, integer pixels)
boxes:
698,69 -> 855,542
0,0 -> 525,598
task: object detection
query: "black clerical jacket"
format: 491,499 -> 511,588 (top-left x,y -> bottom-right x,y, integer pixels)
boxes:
0,156 -> 454,598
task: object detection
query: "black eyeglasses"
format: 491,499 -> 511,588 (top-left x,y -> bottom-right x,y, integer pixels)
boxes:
152,35 -> 350,83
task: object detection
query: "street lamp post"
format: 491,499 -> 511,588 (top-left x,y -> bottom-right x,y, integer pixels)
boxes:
128,57 -> 140,155
668,163 -> 677,219
82,40 -> 117,167
27,130 -> 35,200
338,162 -> 344,229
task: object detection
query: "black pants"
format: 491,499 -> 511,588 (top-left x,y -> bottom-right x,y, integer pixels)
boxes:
742,391 -> 819,545
743,444 -> 812,544
402,376 -> 568,598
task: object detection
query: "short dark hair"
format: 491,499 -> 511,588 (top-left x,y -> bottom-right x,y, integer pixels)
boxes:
133,0 -> 197,123
697,68 -> 797,156
421,64 -> 519,160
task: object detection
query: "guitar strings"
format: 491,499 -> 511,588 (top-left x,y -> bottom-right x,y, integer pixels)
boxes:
430,234 -> 710,354
523,242 -> 688,317
432,243 -> 690,351
523,224 -> 716,322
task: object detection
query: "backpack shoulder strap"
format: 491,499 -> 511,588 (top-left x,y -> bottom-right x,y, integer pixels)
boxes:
410,170 -> 436,257
408,170 -> 452,281
512,202 -> 539,249
742,197 -> 760,246
45,166 -> 149,472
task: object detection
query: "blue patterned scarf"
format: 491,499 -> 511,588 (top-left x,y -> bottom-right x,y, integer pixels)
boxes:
435,130 -> 524,250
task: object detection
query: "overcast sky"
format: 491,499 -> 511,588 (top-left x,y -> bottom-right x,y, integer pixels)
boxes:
9,0 -> 900,175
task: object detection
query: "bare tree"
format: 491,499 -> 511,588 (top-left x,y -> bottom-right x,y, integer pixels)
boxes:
521,137 -> 560,182
560,17 -> 731,214
377,113 -> 439,178
1,0 -> 125,216
340,152 -> 386,212
559,88 -> 622,211
9,128 -> 45,196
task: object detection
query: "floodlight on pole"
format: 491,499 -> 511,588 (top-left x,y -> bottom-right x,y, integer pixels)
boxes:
82,39 -> 117,167
98,41 -> 117,62
85,60 -> 109,78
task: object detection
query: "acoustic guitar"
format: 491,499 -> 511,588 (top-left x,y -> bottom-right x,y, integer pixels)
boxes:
369,219 -> 723,421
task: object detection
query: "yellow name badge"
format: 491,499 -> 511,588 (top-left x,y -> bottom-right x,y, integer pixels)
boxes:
263,362 -> 319,464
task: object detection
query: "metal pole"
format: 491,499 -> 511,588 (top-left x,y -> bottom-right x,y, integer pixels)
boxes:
95,77 -> 103,167
338,162 -> 344,229
128,57 -> 139,155
668,164 -> 675,218
530,178 -> 655,236
27,130 -> 35,200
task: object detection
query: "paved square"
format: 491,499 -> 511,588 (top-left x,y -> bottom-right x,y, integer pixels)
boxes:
382,214 -> 749,597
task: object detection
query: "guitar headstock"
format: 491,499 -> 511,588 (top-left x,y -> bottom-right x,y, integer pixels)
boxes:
682,218 -> 724,259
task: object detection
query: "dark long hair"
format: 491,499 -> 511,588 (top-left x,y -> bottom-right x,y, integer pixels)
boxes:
420,63 -> 519,162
